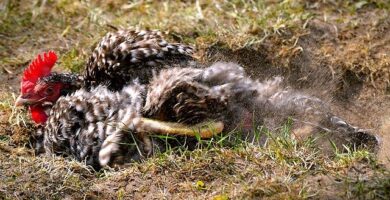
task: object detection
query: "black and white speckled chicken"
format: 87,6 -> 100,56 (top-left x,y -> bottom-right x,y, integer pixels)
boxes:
15,29 -> 195,124
15,43 -> 378,169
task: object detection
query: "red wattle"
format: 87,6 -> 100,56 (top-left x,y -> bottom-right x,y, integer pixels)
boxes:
29,105 -> 48,124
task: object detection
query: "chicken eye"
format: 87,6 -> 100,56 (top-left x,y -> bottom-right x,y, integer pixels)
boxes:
45,87 -> 54,95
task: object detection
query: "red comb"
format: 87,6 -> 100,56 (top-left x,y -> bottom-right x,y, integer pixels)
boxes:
22,51 -> 57,85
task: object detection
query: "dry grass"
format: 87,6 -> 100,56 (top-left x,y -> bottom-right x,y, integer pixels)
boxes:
1,120 -> 389,199
1,1 -> 389,86
1,0 -> 390,199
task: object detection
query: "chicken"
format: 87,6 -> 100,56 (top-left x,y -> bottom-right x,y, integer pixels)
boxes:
15,29 -> 195,124
15,48 -> 379,170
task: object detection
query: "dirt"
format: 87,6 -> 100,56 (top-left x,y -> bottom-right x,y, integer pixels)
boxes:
204,14 -> 390,167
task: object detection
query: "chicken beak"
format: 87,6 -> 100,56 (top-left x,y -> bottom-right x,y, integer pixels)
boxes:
136,118 -> 224,138
15,95 -> 27,107
15,95 -> 39,107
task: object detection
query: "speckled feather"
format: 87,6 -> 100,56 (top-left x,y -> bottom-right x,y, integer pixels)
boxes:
39,82 -> 146,168
145,62 -> 262,130
83,29 -> 196,90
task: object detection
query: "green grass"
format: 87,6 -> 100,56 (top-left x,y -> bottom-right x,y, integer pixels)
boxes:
0,110 -> 389,199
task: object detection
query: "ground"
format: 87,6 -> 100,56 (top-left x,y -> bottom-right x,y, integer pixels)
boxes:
0,0 -> 390,199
